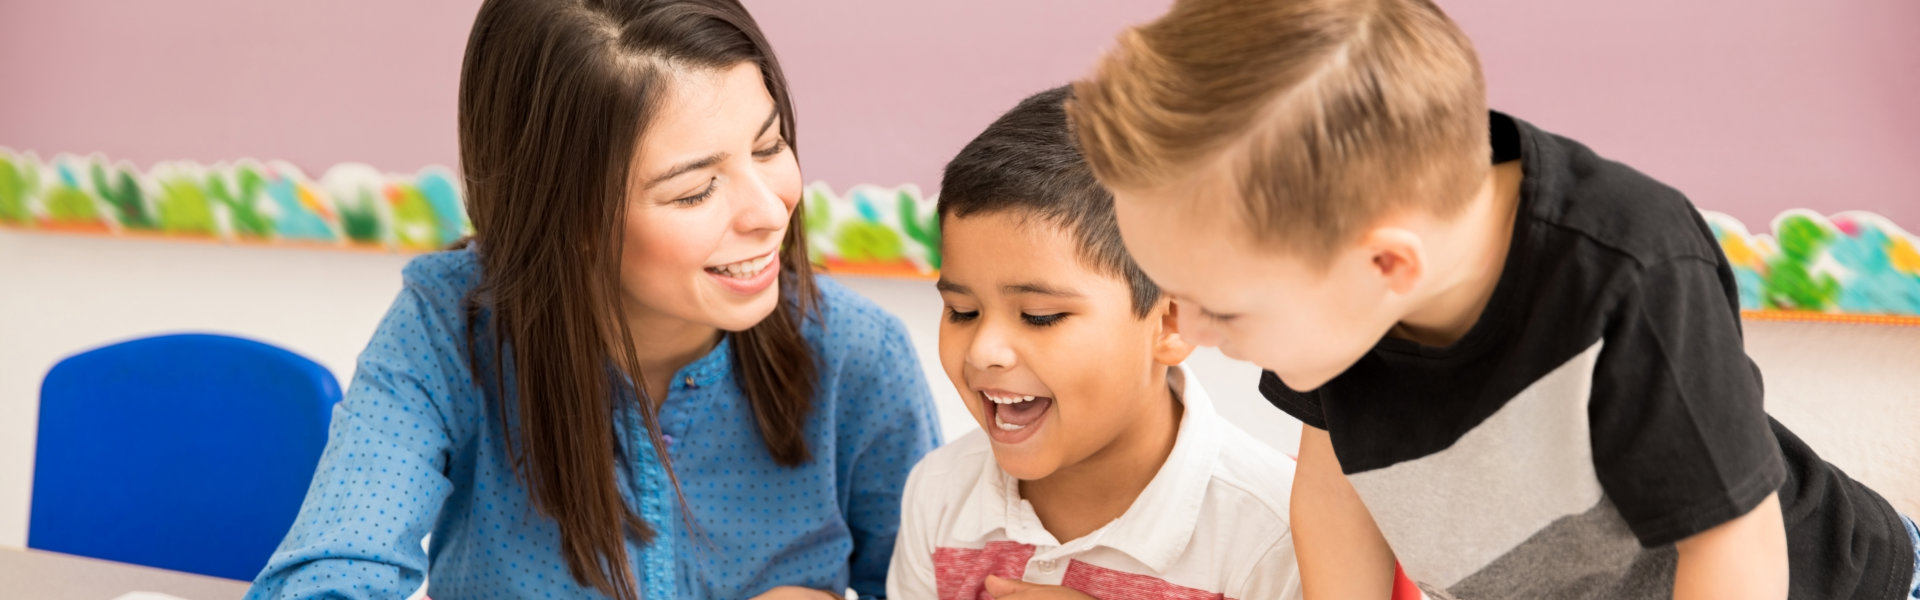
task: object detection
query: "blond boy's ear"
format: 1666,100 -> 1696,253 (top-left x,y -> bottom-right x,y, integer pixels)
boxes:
1362,225 -> 1426,295
1153,297 -> 1197,366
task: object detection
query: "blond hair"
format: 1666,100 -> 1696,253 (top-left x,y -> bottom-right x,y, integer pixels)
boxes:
1068,0 -> 1490,263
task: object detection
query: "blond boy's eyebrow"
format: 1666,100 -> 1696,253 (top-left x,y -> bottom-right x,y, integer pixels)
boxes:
1004,282 -> 1082,298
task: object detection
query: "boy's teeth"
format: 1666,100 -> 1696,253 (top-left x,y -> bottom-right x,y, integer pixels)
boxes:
993,412 -> 1026,431
984,392 -> 1036,405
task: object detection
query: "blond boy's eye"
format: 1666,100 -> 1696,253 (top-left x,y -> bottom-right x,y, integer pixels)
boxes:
1202,308 -> 1238,323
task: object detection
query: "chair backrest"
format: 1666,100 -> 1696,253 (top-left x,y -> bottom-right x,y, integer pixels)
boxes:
30,333 -> 341,581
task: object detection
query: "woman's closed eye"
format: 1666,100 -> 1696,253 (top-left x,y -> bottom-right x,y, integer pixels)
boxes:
945,307 -> 979,323
752,138 -> 788,160
672,177 -> 718,206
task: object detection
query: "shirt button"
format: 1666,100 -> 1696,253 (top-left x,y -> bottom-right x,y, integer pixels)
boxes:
1036,560 -> 1056,573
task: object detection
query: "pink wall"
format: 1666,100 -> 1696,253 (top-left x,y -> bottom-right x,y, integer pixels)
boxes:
1449,0 -> 1920,226
1,0 -> 1913,226
0,0 -> 475,182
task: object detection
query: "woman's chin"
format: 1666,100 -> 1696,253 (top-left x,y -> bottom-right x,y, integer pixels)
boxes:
704,288 -> 782,333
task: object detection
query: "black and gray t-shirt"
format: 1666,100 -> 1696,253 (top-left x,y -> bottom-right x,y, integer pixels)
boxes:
1263,112 -> 1913,600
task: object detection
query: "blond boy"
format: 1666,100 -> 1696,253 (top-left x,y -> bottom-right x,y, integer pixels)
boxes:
1066,1 -> 1918,598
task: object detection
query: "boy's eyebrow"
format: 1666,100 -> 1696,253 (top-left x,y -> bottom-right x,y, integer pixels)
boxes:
1004,282 -> 1083,298
934,279 -> 970,294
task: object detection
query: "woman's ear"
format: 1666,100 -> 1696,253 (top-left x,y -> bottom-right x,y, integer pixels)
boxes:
1152,297 -> 1197,366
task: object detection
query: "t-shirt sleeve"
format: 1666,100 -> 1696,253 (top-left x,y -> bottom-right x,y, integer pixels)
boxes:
1260,370 -> 1329,430
1587,256 -> 1785,548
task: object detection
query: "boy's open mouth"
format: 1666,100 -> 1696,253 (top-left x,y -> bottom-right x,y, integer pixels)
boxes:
981,390 -> 1054,440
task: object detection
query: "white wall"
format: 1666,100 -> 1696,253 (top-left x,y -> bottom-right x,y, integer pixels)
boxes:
0,231 -> 412,548
1,230 -> 1914,551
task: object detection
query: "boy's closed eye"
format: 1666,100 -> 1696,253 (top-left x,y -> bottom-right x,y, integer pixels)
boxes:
1021,312 -> 1066,326
944,307 -> 1069,327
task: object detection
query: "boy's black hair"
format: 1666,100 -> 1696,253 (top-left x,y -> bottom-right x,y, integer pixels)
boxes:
938,85 -> 1163,318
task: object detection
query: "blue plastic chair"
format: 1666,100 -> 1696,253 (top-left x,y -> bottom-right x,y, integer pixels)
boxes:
30,333 -> 342,581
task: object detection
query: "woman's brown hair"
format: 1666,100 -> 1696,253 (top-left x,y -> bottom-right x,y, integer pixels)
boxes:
455,1 -> 819,598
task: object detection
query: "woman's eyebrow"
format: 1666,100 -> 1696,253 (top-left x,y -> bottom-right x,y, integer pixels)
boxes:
756,106 -> 779,139
644,153 -> 725,190
643,107 -> 782,190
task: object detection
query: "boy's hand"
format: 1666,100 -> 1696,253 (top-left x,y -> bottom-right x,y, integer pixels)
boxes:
983,575 -> 1097,599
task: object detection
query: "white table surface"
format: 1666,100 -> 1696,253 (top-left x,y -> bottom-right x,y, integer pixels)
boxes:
0,547 -> 251,600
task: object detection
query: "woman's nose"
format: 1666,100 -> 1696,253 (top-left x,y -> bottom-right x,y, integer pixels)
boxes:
733,171 -> 789,234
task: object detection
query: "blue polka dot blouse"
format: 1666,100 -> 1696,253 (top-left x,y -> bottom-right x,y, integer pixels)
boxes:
247,248 -> 941,599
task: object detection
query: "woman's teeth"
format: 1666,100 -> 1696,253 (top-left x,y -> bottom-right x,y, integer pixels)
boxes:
707,252 -> 775,279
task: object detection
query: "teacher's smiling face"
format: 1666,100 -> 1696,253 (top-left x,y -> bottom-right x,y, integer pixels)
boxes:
622,61 -> 801,333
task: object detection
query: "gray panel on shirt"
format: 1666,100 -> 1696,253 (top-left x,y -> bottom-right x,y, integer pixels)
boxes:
1346,342 -> 1676,598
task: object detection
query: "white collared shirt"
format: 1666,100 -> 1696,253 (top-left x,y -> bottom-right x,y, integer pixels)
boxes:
888,365 -> 1303,599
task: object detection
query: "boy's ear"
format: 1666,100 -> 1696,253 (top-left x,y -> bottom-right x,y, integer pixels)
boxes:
1363,226 -> 1425,295
1153,297 -> 1198,366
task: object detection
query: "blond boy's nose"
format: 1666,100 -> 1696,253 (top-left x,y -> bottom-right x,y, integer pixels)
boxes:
1176,304 -> 1224,348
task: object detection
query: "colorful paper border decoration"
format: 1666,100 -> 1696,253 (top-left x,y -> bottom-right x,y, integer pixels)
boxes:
802,182 -> 940,279
2,148 -> 1914,324
0,148 -> 470,251
1705,210 -> 1920,324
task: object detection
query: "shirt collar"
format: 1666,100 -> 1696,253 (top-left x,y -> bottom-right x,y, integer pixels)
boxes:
950,363 -> 1224,572
670,335 -> 733,391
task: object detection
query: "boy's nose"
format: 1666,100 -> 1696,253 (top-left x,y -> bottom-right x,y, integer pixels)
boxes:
965,326 -> 1017,371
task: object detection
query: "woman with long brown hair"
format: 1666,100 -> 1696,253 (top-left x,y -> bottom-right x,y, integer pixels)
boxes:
246,1 -> 940,598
